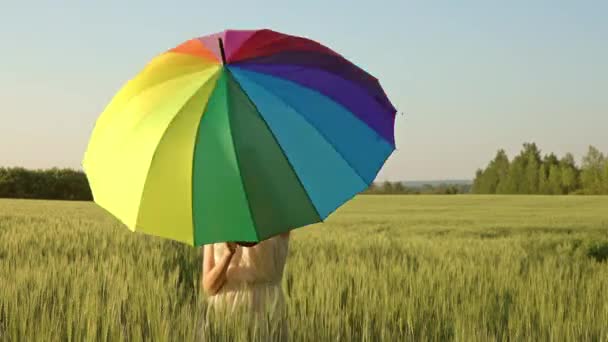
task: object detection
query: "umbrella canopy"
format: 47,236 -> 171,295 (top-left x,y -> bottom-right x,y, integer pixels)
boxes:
83,29 -> 396,246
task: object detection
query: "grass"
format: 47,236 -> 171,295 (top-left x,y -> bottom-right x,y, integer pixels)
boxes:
0,195 -> 607,341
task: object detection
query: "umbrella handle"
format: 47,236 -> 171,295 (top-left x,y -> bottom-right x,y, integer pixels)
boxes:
236,241 -> 258,247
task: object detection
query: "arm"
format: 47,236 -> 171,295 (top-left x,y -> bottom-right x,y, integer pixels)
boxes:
201,243 -> 236,296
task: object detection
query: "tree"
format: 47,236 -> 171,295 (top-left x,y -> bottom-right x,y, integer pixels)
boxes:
366,182 -> 379,194
0,168 -> 11,197
471,143 -> 607,195
548,164 -> 563,195
560,153 -> 579,194
472,149 -> 512,194
393,182 -> 406,194
502,142 -> 541,194
580,146 -> 605,194
603,162 -> 608,194
472,169 -> 484,194
543,153 -> 560,168
519,143 -> 541,194
538,164 -> 549,194
473,166 -> 495,194
505,157 -> 525,194
494,150 -> 510,194
478,163 -> 497,194
481,166 -> 499,194
560,153 -> 577,167
525,153 -> 540,194
381,181 -> 394,194
0,167 -> 92,200
522,143 -> 542,160
561,166 -> 578,194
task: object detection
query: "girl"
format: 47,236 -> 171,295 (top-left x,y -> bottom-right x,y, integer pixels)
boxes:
199,232 -> 290,340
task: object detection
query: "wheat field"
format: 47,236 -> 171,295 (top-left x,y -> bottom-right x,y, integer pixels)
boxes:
0,196 -> 607,341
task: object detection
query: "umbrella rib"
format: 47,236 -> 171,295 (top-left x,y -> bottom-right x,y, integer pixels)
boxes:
101,66 -> 221,155
120,58 -> 218,112
246,63 -> 395,133
230,68 -> 371,188
224,71 -> 261,242
232,65 -> 395,148
231,51 -> 397,116
229,29 -> 344,64
133,69 -> 222,240
189,74 -> 224,246
225,69 -> 324,224
226,29 -> 286,62
85,66 -> 216,161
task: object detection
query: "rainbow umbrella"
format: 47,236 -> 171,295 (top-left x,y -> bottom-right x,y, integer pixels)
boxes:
83,29 -> 396,246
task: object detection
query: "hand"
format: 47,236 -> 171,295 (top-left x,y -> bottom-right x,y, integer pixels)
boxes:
225,242 -> 237,256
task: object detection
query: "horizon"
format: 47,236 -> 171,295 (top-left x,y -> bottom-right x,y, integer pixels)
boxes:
1,141 -> 603,184
1,2 -> 607,181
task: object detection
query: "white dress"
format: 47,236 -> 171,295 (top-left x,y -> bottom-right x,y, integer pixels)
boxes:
200,234 -> 289,340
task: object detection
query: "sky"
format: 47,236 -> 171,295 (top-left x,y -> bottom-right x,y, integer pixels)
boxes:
1,1 -> 606,181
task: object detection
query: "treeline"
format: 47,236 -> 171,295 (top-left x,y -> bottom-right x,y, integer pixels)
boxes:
473,143 -> 608,195
0,166 -> 474,201
0,167 -> 92,201
3,145 -> 607,201
364,181 -> 471,195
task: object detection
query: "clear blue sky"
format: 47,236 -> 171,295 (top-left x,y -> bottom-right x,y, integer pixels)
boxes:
1,1 -> 606,181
